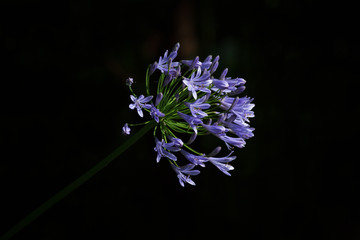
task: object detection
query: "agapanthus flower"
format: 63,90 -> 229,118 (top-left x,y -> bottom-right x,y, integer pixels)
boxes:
129,95 -> 153,117
182,67 -> 212,100
171,163 -> 200,187
180,149 -> 208,167
177,111 -> 203,134
150,43 -> 180,76
122,43 -> 255,186
208,155 -> 236,176
150,105 -> 165,123
122,123 -> 130,135
184,95 -> 211,118
181,55 -> 213,71
154,138 -> 177,163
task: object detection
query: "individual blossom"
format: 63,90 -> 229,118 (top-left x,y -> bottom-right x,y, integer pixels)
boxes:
180,149 -> 208,167
150,105 -> 165,123
182,67 -> 212,100
122,123 -> 130,135
171,163 -> 200,187
184,95 -> 211,118
122,42 -> 255,186
211,68 -> 246,94
220,96 -> 255,124
150,43 -> 180,76
167,136 -> 184,149
181,55 -> 213,71
218,134 -> 246,149
154,138 -> 177,163
129,95 -> 153,117
201,122 -> 228,136
207,155 -> 236,176
222,120 -> 255,140
177,111 -> 203,134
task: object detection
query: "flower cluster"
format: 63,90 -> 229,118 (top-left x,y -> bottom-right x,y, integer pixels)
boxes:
122,43 -> 254,187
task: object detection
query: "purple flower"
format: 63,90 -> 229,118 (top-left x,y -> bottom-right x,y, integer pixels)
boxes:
211,79 -> 230,90
182,55 -> 213,71
177,111 -> 203,134
171,163 -> 200,187
167,136 -> 184,150
150,43 -> 180,75
122,123 -> 130,135
201,55 -> 213,70
220,96 -> 255,124
211,68 -> 246,94
126,77 -> 133,86
129,95 -> 153,117
219,135 -> 246,149
207,155 -> 236,176
163,65 -> 181,86
182,67 -> 212,99
181,56 -> 200,71
180,149 -> 208,167
201,123 -> 228,136
184,95 -> 211,118
223,121 -> 255,140
150,106 -> 165,123
124,42 -> 255,186
154,138 -> 177,163
202,122 -> 246,149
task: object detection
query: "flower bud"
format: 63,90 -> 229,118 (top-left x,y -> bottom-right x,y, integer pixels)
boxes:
126,77 -> 134,86
155,93 -> 163,106
219,68 -> 228,80
186,132 -> 197,145
207,146 -> 222,157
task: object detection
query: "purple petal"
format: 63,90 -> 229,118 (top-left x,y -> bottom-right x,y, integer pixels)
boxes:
136,107 -> 143,117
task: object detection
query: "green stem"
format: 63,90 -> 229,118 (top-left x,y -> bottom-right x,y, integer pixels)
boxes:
0,121 -> 156,240
145,65 -> 150,96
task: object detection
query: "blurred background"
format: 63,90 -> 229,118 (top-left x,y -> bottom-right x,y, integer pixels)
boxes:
1,0 -> 359,239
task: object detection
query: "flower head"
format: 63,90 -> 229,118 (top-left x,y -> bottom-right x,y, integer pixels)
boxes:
122,43 -> 255,186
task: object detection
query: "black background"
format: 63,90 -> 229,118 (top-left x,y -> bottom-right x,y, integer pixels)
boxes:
1,0 -> 359,239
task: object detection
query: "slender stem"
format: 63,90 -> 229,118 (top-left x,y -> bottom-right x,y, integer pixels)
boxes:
0,121 -> 156,240
128,120 -> 152,127
145,65 -> 150,96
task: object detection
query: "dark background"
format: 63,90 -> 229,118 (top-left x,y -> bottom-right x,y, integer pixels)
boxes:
1,0 -> 359,239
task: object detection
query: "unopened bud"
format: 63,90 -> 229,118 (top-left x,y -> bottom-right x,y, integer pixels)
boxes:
207,146 -> 222,157
126,77 -> 133,86
155,93 -> 163,106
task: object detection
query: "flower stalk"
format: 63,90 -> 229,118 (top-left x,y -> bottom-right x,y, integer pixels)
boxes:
0,121 -> 156,240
